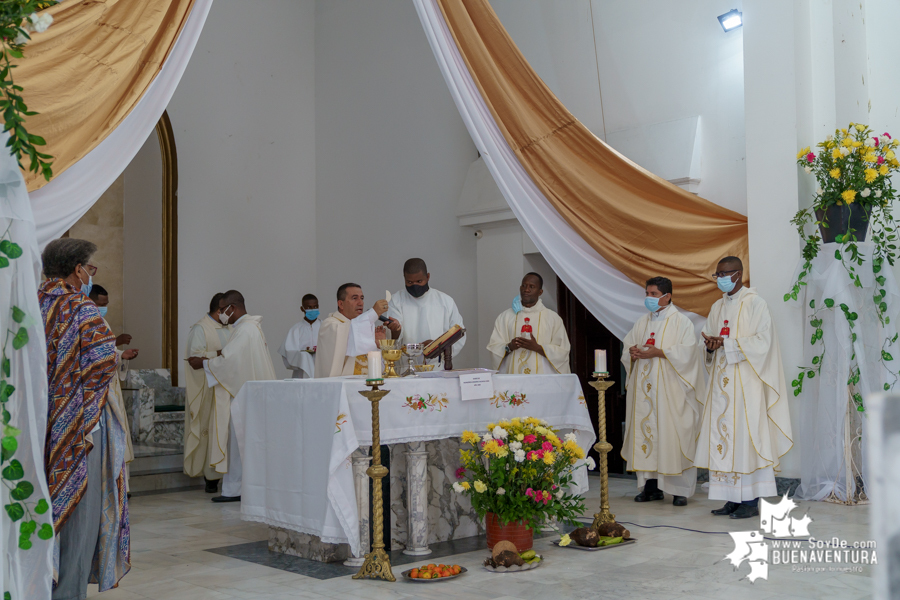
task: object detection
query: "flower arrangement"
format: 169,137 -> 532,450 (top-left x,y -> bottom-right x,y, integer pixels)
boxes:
453,417 -> 590,535
787,123 -> 900,410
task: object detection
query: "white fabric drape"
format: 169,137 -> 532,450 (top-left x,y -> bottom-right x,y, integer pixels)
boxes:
792,243 -> 896,501
413,0 -> 704,340
0,136 -> 53,600
29,0 -> 213,249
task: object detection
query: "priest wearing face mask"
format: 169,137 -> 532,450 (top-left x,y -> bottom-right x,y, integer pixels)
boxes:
694,257 -> 793,520
187,290 -> 277,502
621,277 -> 704,507
387,258 -> 465,361
183,292 -> 232,493
278,293 -> 320,379
487,272 -> 571,374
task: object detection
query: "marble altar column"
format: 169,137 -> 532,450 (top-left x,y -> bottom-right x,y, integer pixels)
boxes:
403,441 -> 432,555
344,447 -> 372,567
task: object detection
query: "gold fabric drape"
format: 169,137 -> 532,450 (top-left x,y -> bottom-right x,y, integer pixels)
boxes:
15,0 -> 195,192
436,0 -> 749,316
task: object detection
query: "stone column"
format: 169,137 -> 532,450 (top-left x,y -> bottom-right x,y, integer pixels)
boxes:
403,441 -> 432,556
344,447 -> 372,567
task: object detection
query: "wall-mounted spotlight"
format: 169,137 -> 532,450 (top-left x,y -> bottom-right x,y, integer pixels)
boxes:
717,9 -> 742,32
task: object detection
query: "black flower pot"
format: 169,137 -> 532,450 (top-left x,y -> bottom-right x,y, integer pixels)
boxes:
816,203 -> 870,242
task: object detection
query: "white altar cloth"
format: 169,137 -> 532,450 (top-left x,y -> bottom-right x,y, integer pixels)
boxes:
232,374 -> 595,555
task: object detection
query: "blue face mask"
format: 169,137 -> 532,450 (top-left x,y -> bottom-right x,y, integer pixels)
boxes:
304,309 -> 320,321
512,295 -> 522,314
80,274 -> 92,297
97,306 -> 108,318
644,294 -> 668,312
717,274 -> 737,293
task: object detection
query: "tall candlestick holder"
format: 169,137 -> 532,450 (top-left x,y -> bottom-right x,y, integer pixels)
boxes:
588,372 -> 616,529
352,378 -> 396,582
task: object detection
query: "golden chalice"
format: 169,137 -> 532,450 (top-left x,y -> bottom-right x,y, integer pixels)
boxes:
378,339 -> 402,378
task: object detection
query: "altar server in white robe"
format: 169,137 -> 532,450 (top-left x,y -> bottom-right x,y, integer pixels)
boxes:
183,292 -> 232,493
315,283 -> 399,377
188,290 -> 277,502
695,257 -> 793,520
279,293 -> 320,378
387,258 -> 465,360
487,272 -> 571,374
90,285 -> 138,490
621,277 -> 704,506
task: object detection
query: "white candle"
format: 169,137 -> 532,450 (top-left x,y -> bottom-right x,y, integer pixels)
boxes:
594,349 -> 607,373
367,351 -> 383,379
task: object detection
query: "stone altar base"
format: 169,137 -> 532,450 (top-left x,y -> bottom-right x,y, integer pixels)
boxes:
268,527 -> 350,563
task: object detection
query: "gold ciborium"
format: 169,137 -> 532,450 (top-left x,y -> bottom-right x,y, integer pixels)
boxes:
378,339 -> 402,378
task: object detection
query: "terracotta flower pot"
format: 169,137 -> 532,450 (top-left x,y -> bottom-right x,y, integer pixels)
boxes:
485,512 -> 533,552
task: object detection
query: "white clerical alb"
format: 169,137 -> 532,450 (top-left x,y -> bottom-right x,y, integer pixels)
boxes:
486,299 -> 571,374
694,287 -> 793,502
315,309 -> 380,378
620,305 -> 705,497
387,287 -> 465,358
278,319 -> 320,379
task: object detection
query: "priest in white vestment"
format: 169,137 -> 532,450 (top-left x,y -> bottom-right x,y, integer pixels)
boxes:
183,292 -> 232,492
695,257 -> 793,519
315,283 -> 398,377
621,277 -> 704,506
487,273 -> 571,374
387,258 -> 465,361
278,293 -> 320,379
188,290 -> 277,502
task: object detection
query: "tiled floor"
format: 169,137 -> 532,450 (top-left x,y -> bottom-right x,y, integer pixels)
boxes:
88,476 -> 876,599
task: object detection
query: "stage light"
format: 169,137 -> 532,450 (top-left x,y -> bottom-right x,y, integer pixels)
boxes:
717,9 -> 742,32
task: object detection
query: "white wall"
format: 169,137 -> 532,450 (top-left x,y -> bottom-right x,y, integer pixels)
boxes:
314,0 -> 478,366
168,0 -> 318,380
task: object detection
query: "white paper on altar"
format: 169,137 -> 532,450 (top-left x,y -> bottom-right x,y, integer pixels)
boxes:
234,374 -> 595,555
790,242 -> 898,501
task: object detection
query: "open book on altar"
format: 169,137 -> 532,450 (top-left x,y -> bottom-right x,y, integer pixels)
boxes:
423,324 -> 465,359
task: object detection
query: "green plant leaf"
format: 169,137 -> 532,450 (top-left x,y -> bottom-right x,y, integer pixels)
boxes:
18,537 -> 32,550
19,520 -> 36,535
0,241 -> 22,259
37,522 -> 53,540
11,327 -> 28,350
824,298 -> 835,308
10,481 -> 33,501
1,357 -> 9,377
4,502 -> 24,521
783,293 -> 791,302
2,459 -> 24,480
886,383 -> 892,391
812,356 -> 820,365
834,249 -> 842,260
809,299 -> 815,308
883,351 -> 894,362
807,372 -> 815,379
0,256 -> 8,268
35,498 -> 49,515
0,381 -> 13,401
1,435 -> 17,461
11,306 -> 25,323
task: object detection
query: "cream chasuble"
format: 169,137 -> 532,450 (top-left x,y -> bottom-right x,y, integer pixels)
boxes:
694,287 -> 793,502
205,315 -> 277,474
387,287 -> 465,358
184,315 -> 231,479
621,306 -> 704,497
101,319 -> 134,481
279,319 -> 320,379
486,300 -> 571,374
315,309 -> 379,378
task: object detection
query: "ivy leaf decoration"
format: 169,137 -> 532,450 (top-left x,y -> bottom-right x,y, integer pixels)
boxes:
35,498 -> 49,515
18,537 -> 32,550
0,256 -> 8,268
883,351 -> 894,362
824,298 -> 835,308
10,481 -> 33,501
1,435 -> 18,461
12,327 -> 28,350
0,240 -> 23,259
19,519 -> 36,535
4,502 -> 24,521
38,522 -> 53,540
0,381 -> 14,401
1,356 -> 9,377
11,305 -> 25,323
2,458 -> 24,480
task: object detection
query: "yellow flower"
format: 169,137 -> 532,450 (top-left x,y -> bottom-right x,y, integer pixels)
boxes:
865,168 -> 878,183
483,440 -> 501,455
880,165 -> 890,176
892,158 -> 900,167
473,480 -> 487,493
796,146 -> 810,159
864,152 -> 877,163
535,426 -> 549,436
842,189 -> 857,204
887,150 -> 897,161
841,128 -> 848,135
831,148 -> 842,160
543,451 -> 556,465
842,137 -> 854,147
460,450 -> 474,466
510,417 -> 521,426
461,431 -> 480,445
852,140 -> 863,148
516,433 -> 524,441
487,423 -> 496,432
829,168 -> 841,179
529,452 -> 542,462
559,534 -> 572,547
497,446 -> 509,458
460,481 -> 470,490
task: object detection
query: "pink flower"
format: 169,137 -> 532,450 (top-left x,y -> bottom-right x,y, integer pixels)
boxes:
806,152 -> 815,163
523,434 -> 536,444
551,484 -> 558,490
542,441 -> 553,452
874,137 -> 880,147
496,439 -> 504,447
455,467 -> 466,479
525,487 -> 534,497
543,495 -> 550,505
878,156 -> 885,165
884,132 -> 892,139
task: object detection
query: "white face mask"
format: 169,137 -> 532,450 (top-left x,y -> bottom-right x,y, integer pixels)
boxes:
218,308 -> 232,325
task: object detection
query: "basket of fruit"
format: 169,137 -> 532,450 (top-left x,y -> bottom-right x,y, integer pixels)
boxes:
401,563 -> 466,582
482,540 -> 542,573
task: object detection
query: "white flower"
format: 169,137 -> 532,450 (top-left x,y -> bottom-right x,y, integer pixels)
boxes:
876,190 -> 883,198
555,489 -> 564,500
804,166 -> 812,174
564,432 -> 577,443
816,186 -> 824,196
25,12 -> 52,33
482,431 -> 493,441
452,482 -> 464,493
826,135 -> 834,142
861,188 -> 871,198
514,449 -> 526,463
584,457 -> 596,470
840,146 -> 851,157
881,136 -> 891,146
496,487 -> 506,495
14,32 -> 28,45
492,426 -> 508,440
865,138 -> 876,147
509,441 -> 522,451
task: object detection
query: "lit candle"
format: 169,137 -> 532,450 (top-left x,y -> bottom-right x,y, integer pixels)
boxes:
594,349 -> 607,373
367,351 -> 383,379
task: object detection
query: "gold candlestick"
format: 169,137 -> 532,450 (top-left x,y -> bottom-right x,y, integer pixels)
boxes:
353,379 -> 396,582
588,372 -> 616,529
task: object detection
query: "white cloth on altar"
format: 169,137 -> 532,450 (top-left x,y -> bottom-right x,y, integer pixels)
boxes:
235,374 -> 595,556
222,419 -> 243,497
387,287 -> 465,358
278,319 -> 320,379
315,310 -> 379,378
487,300 -> 571,374
411,0 -> 705,340
790,242 -> 897,501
